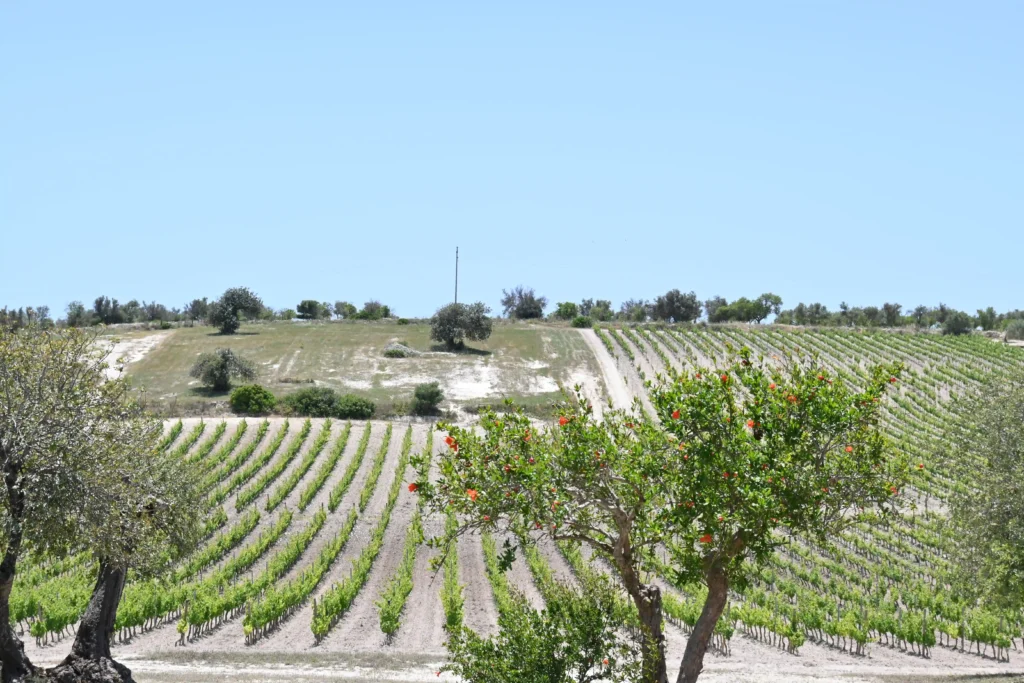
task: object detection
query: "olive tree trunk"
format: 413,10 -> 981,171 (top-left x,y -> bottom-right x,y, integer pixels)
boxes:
69,561 -> 125,660
675,561 -> 729,683
1,464 -> 34,683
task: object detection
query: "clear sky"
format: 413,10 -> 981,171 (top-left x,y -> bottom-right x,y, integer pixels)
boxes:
2,2 -> 1021,319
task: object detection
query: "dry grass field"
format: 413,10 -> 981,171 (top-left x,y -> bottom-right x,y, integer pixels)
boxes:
116,321 -> 607,417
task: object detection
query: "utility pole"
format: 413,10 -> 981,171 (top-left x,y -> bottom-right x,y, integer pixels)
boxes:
454,246 -> 459,305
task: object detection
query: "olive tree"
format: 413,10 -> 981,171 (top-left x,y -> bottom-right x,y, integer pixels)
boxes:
0,327 -> 202,681
208,287 -> 263,334
430,302 -> 493,350
948,372 -> 1024,610
190,348 -> 257,391
414,348 -> 910,683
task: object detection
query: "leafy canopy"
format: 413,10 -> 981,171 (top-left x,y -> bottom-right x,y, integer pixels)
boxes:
189,348 -> 257,391
430,302 -> 493,349
209,287 -> 263,334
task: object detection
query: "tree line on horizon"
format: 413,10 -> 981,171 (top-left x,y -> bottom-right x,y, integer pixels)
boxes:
2,286 -> 1023,337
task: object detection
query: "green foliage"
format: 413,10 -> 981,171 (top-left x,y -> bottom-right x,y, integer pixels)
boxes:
209,287 -> 263,334
652,289 -> 701,323
235,419 -> 312,511
208,421 -> 290,506
948,372 -> 1024,609
414,347 -> 910,682
580,299 -> 613,321
552,302 -> 579,320
440,510 -> 465,632
570,315 -> 592,329
397,318 -> 410,325
328,423 -> 373,511
296,300 -> 332,320
282,387 -> 376,419
265,420 -> 332,512
411,381 -> 444,415
430,302 -> 493,349
230,384 -> 276,414
943,311 -> 974,336
501,286 -> 547,319
334,301 -> 357,319
297,422 -> 352,510
708,293 -> 784,323
1006,319 -> 1024,341
189,348 -> 257,392
443,564 -> 639,683
353,300 -> 392,320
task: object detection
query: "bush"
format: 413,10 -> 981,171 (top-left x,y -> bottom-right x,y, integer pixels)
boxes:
283,387 -> 376,419
189,348 -> 257,392
431,302 -> 493,350
1006,320 -> 1024,341
943,311 -> 974,336
571,315 -> 592,329
553,302 -> 579,320
397,318 -> 410,325
411,382 -> 444,415
230,384 -> 276,414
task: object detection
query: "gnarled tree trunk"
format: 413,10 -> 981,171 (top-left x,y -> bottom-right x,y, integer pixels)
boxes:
49,560 -> 133,683
611,531 -> 668,683
675,560 -> 729,683
1,464 -> 34,683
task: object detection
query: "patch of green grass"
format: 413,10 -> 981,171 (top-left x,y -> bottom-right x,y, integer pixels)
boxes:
127,321 -> 605,414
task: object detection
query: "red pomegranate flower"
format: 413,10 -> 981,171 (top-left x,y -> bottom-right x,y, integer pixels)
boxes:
408,483 -> 418,492
523,430 -> 531,442
845,446 -> 853,453
918,463 -> 924,470
720,374 -> 729,383
444,435 -> 455,447
672,409 -> 681,420
889,377 -> 897,383
699,534 -> 713,543
603,659 -> 609,666
769,382 -> 777,390
483,515 -> 490,521
467,489 -> 478,501
559,416 -> 569,426
817,374 -> 824,381
746,419 -> 755,428
787,394 -> 798,403
695,373 -> 702,379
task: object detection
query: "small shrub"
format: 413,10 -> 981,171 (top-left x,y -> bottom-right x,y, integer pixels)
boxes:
159,320 -> 173,330
230,384 -> 276,414
571,315 -> 592,328
1006,320 -> 1024,341
283,387 -> 376,419
397,318 -> 410,325
383,342 -> 419,358
411,382 -> 444,415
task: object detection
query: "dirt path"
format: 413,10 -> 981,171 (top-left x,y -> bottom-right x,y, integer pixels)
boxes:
577,329 -> 633,411
101,331 -> 170,380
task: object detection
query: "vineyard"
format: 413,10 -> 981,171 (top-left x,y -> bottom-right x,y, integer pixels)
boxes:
15,326 -> 1024,682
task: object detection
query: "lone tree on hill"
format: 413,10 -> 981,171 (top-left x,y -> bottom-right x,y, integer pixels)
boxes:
651,289 -> 702,323
334,301 -> 357,319
296,300 -> 331,320
208,287 -> 263,334
501,286 -> 547,319
431,302 -> 493,350
0,326 -> 202,682
190,348 -> 257,391
414,348 -> 910,683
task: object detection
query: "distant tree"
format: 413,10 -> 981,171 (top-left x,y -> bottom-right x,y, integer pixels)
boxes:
184,298 -> 209,324
189,348 -> 257,391
591,299 -> 614,322
911,305 -> 930,327
880,303 -> 903,327
1006,320 -> 1024,341
121,299 -> 144,323
501,286 -> 547,319
943,311 -> 974,336
651,289 -> 701,323
208,287 -> 264,334
278,309 -> 297,320
578,299 -> 595,317
936,303 -> 951,324
431,302 -> 493,350
93,296 -> 124,325
296,300 -> 331,320
618,299 -> 650,323
334,301 -> 357,319
66,301 -> 93,327
704,296 -> 727,322
948,372 -> 1024,610
754,293 -> 783,323
355,300 -> 392,320
977,307 -> 998,331
552,302 -> 579,320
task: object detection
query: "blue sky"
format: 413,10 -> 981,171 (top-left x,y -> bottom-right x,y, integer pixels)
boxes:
2,2 -> 1021,319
